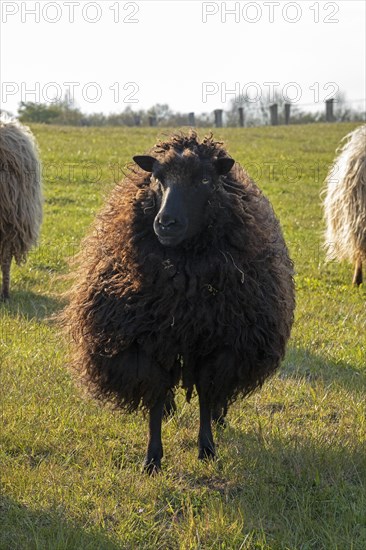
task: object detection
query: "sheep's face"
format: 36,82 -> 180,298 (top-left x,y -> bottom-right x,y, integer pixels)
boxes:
133,154 -> 234,247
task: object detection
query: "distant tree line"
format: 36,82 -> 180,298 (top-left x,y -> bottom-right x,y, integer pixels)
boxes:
8,94 -> 365,127
12,101 -> 212,127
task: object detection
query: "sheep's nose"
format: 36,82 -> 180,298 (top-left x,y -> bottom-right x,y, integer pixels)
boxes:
159,213 -> 176,228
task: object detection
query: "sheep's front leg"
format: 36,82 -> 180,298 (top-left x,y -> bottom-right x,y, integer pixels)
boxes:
1,251 -> 12,301
197,384 -> 215,460
143,395 -> 166,475
352,258 -> 363,286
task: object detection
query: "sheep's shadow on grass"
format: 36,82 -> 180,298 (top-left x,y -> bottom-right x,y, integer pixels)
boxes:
0,290 -> 65,322
179,353 -> 364,538
180,346 -> 365,498
280,345 -> 366,390
186,427 -> 365,541
0,495 -> 120,550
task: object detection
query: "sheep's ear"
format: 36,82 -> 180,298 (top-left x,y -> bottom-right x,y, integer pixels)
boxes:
133,155 -> 157,172
216,157 -> 235,175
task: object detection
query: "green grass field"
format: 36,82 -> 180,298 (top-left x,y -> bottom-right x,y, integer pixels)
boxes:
1,123 -> 365,549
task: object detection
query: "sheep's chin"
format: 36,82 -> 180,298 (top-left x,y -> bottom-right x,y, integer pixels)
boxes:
156,233 -> 185,247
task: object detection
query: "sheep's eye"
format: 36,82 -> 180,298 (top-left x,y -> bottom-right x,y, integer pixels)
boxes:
202,178 -> 210,185
153,177 -> 164,191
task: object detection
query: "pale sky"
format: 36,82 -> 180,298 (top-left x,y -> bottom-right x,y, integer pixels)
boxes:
1,0 -> 365,116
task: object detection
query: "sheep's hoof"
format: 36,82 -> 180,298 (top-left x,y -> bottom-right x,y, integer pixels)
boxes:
143,458 -> 162,476
198,446 -> 216,461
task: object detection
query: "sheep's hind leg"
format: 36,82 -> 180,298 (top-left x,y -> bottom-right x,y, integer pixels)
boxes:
143,395 -> 166,475
163,389 -> 177,419
352,259 -> 363,286
1,252 -> 12,301
212,402 -> 228,428
197,384 -> 215,460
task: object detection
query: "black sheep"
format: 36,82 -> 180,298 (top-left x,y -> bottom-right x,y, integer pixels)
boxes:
64,132 -> 295,473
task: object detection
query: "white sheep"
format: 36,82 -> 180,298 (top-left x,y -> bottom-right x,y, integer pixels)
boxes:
0,119 -> 42,300
324,125 -> 366,285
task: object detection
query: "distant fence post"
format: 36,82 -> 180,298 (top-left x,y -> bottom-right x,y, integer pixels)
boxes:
188,112 -> 195,126
284,103 -> 291,125
270,104 -> 278,126
325,98 -> 335,122
134,114 -> 141,126
214,109 -> 223,128
238,107 -> 244,127
149,116 -> 157,127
